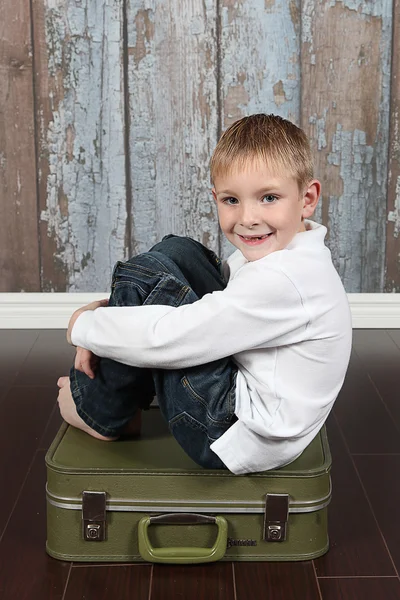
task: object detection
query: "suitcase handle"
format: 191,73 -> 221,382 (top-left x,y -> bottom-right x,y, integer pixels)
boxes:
138,513 -> 228,564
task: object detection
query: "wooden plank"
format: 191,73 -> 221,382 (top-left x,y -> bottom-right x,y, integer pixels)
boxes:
64,565 -> 151,600
127,1 -> 220,256
0,330 -> 39,389
351,329 -> 400,430
0,452 -> 70,599
0,386 -> 59,538
314,416 -> 395,576
220,0 -> 300,128
38,403 -> 64,452
386,0 -> 400,291
219,0 -> 301,257
234,562 -> 321,600
17,329 -> 75,387
333,349 -> 400,454
301,0 -> 392,292
0,0 -> 41,292
355,455 -> 400,572
319,578 -> 400,600
151,563 -> 234,600
34,0 -> 127,291
387,328 -> 400,350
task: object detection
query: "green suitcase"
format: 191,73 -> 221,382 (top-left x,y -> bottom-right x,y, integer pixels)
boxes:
45,408 -> 332,563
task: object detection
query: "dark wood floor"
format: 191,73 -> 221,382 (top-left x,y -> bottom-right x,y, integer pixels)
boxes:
0,330 -> 400,599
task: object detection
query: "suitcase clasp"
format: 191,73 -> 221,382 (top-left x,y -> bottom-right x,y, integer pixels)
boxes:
82,491 -> 107,541
263,493 -> 289,542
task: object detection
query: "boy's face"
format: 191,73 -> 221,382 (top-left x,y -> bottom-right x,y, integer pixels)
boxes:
212,163 -> 320,261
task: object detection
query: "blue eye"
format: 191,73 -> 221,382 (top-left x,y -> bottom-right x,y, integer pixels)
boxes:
262,195 -> 277,203
222,197 -> 239,205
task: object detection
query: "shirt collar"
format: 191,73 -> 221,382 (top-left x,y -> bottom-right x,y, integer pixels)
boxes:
285,220 -> 327,250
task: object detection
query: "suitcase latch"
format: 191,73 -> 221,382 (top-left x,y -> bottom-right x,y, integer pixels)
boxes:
82,491 -> 107,541
263,493 -> 289,542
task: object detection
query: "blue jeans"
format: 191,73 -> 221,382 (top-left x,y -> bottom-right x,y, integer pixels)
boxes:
70,235 -> 238,469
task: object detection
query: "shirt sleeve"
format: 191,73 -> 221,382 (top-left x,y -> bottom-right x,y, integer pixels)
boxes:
210,418 -> 315,474
71,265 -> 310,369
210,386 -> 329,474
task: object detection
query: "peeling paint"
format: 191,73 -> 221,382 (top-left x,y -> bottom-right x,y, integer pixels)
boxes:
302,0 -> 392,291
42,0 -> 127,291
388,176 -> 400,238
309,110 -> 328,150
328,0 -> 391,18
289,0 -> 300,31
220,1 -> 300,121
127,0 -> 220,256
326,126 -> 385,291
392,108 -> 400,154
224,84 -> 250,123
130,8 -> 154,67
0,153 -> 6,171
273,80 -> 287,108
65,124 -> 74,161
302,0 -> 315,49
28,0 -> 395,293
220,0 -> 301,257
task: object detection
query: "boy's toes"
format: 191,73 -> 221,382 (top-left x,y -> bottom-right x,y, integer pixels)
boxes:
57,376 -> 69,388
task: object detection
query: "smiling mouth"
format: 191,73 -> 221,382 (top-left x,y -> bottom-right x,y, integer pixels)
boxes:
238,233 -> 273,241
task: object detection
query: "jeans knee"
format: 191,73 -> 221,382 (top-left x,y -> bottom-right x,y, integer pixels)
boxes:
151,235 -> 197,259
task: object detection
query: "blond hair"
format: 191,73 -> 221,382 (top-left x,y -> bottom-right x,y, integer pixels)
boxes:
210,114 -> 313,190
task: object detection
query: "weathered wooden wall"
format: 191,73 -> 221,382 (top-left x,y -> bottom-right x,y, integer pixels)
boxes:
0,0 -> 41,292
0,0 -> 398,292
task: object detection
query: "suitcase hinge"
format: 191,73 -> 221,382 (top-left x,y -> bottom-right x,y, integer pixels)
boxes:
263,493 -> 289,542
82,491 -> 107,541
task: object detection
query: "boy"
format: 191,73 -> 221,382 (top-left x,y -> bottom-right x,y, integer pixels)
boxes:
57,114 -> 352,475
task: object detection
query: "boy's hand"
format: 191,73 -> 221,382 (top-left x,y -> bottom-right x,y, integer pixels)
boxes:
67,299 -> 109,345
75,346 -> 99,379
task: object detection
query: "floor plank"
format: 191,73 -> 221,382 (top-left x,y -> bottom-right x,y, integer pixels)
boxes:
352,330 -> 400,430
234,562 -> 321,600
387,329 -> 400,350
0,386 -> 57,537
333,349 -> 400,454
150,563 -> 235,599
38,403 -> 64,452
17,330 -> 75,387
64,565 -> 151,600
314,416 -> 395,577
318,577 -> 400,599
0,451 -> 70,600
354,455 -> 400,573
0,330 -> 39,390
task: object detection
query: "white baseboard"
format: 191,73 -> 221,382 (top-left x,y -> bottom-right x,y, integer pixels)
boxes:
0,293 -> 399,329
0,293 -> 107,329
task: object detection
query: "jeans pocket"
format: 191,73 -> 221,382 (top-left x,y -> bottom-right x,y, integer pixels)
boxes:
180,367 -> 237,425
180,375 -> 208,409
169,411 -> 228,469
169,411 -> 209,446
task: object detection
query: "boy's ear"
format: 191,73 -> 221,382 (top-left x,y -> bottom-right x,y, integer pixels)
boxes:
212,188 -> 217,202
302,180 -> 321,219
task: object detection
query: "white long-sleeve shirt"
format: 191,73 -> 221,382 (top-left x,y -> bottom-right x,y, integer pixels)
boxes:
72,221 -> 352,474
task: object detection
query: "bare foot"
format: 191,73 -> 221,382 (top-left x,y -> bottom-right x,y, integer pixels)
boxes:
57,376 -> 118,441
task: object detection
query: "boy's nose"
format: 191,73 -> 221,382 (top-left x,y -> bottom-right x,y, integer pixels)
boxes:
240,207 -> 261,229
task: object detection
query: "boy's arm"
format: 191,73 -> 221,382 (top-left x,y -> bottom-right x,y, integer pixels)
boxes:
67,299 -> 109,344
71,265 -> 310,369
